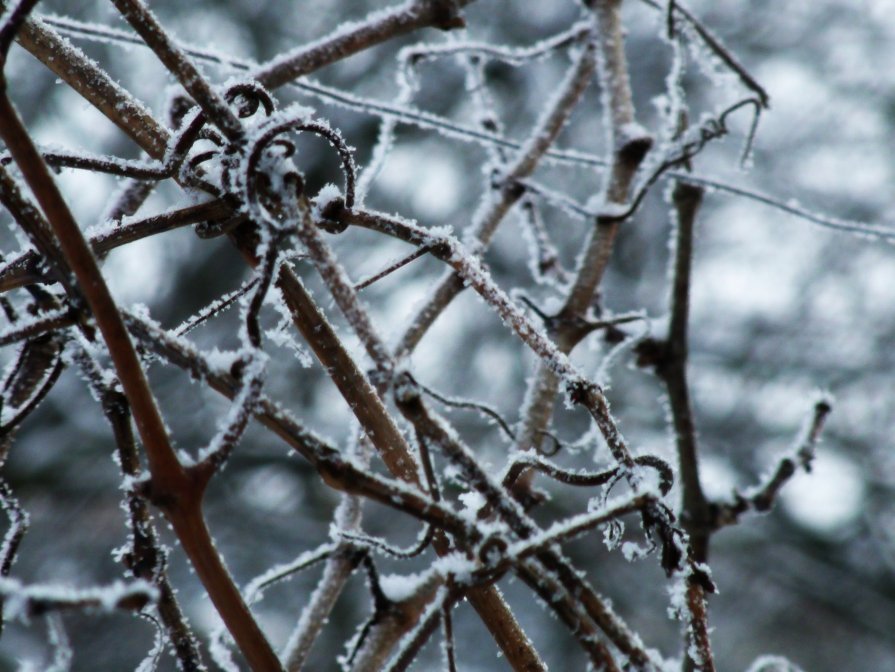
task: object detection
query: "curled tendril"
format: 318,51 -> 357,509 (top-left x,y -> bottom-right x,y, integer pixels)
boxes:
535,430 -> 563,457
165,80 -> 279,196
224,113 -> 357,237
418,382 -> 516,442
599,95 -> 763,225
477,534 -> 508,566
224,82 -> 276,118
165,108 -> 215,178
415,383 -> 567,457
185,149 -> 218,173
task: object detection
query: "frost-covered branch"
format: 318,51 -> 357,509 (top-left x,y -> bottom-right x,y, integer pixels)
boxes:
645,177 -> 714,672
38,13 -> 895,244
0,199 -> 230,293
336,206 -> 642,470
252,0 -> 470,90
0,478 -> 28,635
0,0 -> 870,669
0,36 -> 283,667
714,398 -> 833,529
0,577 -> 158,618
73,348 -> 205,671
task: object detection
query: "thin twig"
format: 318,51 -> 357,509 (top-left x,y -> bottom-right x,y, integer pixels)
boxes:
354,246 -> 429,291
252,0 -> 470,90
649,176 -> 714,672
344,207 -> 639,469
0,148 -> 168,178
0,199 -> 231,293
74,349 -> 205,671
0,478 -> 28,636
0,577 -> 158,618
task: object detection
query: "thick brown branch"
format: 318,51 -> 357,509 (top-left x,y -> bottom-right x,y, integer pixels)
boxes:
10,9 -> 168,157
0,82 -> 280,672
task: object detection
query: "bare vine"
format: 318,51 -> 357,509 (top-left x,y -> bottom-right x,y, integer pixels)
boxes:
0,1 -> 870,671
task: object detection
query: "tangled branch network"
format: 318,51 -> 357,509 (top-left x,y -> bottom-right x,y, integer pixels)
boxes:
0,0 -> 865,671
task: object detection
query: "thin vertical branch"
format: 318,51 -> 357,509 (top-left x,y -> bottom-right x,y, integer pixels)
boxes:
282,546 -> 360,671
663,182 -> 708,553
645,179 -> 713,672
0,478 -> 28,636
515,0 -> 651,470
441,599 -> 457,672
